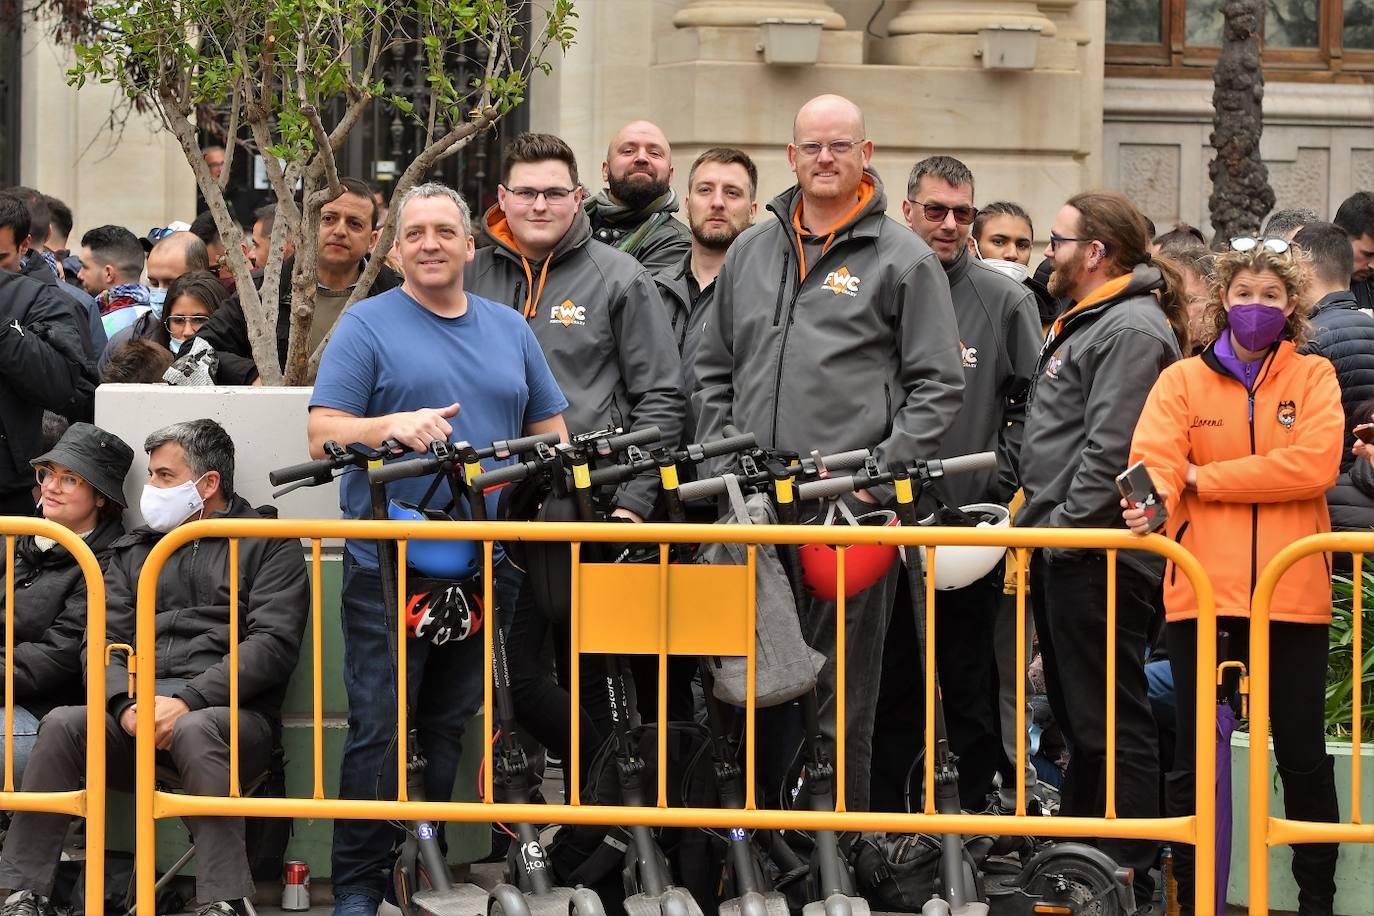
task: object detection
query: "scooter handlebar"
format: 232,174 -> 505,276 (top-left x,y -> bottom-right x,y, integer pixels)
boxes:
816,448 -> 870,472
469,461 -> 536,492
934,451 -> 998,478
490,431 -> 561,459
368,456 -> 442,485
600,426 -> 661,454
676,476 -> 729,502
795,475 -> 860,501
268,458 -> 335,487
699,432 -> 758,460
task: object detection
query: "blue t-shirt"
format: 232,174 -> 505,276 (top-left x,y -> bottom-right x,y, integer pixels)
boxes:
310,287 -> 568,567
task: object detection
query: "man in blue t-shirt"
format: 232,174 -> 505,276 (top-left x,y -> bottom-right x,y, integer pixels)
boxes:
309,182 -> 567,916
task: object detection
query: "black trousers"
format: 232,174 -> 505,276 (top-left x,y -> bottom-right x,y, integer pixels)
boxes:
1029,551 -> 1160,903
870,570 -> 1002,811
0,705 -> 272,905
1166,617 -> 1337,913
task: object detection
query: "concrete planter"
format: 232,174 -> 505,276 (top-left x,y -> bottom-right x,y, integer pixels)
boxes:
1226,730 -> 1374,912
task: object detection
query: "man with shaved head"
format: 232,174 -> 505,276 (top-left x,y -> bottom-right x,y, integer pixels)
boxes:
98,231 -> 209,372
693,93 -> 964,810
584,119 -> 692,275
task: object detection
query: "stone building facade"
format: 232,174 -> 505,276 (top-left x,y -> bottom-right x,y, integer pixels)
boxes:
10,0 -> 1372,244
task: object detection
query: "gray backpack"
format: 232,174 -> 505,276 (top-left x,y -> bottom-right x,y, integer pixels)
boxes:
698,476 -> 824,708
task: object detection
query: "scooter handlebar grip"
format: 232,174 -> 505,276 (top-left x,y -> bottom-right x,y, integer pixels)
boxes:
492,431 -> 561,458
470,461 -> 533,491
795,475 -> 860,501
587,463 -> 634,487
676,476 -> 728,502
268,458 -> 334,486
817,448 -> 870,472
937,451 -> 998,477
699,433 -> 757,460
368,457 -> 440,485
602,426 -> 661,453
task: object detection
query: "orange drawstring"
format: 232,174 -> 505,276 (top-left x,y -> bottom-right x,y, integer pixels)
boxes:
520,257 -> 551,320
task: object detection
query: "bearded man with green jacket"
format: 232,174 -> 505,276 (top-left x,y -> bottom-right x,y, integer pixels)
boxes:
692,94 -> 964,810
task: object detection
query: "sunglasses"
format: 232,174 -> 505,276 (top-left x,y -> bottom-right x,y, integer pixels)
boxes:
909,200 -> 979,226
1230,237 -> 1290,254
165,314 -> 211,330
147,227 -> 178,242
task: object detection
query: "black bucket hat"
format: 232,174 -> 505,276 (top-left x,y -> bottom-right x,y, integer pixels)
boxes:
30,422 -> 135,508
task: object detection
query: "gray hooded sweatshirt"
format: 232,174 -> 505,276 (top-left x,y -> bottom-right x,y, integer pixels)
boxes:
692,170 -> 964,492
467,206 -> 685,518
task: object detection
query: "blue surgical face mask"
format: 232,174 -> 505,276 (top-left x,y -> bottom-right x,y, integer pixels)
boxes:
168,337 -> 185,355
147,286 -> 167,315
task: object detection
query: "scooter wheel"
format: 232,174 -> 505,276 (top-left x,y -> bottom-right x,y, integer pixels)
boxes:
1023,856 -> 1125,915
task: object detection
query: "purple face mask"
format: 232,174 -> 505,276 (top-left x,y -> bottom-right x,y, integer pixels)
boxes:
1227,302 -> 1288,352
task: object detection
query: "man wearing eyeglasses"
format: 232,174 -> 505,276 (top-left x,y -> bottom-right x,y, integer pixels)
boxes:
693,94 -> 964,810
465,132 -> 682,800
884,155 -> 1040,812
584,120 -> 692,276
1019,191 -> 1186,910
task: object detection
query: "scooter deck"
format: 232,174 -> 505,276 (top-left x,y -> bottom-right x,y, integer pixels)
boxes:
623,887 -> 705,916
802,893 -> 872,916
411,883 -> 493,916
717,890 -> 791,916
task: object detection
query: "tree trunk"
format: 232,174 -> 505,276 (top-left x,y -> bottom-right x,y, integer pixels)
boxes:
1208,0 -> 1275,241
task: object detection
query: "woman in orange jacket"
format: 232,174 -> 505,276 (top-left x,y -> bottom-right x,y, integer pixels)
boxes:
1124,239 -> 1343,916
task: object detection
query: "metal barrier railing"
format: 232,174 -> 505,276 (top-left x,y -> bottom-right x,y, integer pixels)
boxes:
132,519 -> 1218,913
1,517 -> 111,913
1249,532 -> 1374,915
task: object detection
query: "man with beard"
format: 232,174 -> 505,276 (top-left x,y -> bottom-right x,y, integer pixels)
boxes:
584,120 -> 692,276
693,94 -> 964,811
1018,191 -> 1190,910
869,154 -> 1040,812
1334,190 -> 1374,313
655,147 -> 757,442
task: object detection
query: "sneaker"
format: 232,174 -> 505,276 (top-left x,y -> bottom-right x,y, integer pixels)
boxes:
332,892 -> 380,916
0,891 -> 56,916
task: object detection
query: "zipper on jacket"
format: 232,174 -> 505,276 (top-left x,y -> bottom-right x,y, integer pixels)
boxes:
884,383 -> 892,417
513,279 -> 526,319
1248,394 -> 1259,601
771,251 -> 790,327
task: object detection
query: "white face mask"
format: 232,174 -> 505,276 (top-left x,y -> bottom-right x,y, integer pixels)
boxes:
981,258 -> 1030,283
140,474 -> 207,532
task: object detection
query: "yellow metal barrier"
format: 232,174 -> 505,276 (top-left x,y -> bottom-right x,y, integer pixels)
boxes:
1249,533 -> 1374,915
1,517 -> 110,913
132,519 -> 1217,913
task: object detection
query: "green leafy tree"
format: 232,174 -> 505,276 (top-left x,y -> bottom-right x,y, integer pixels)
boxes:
62,0 -> 575,384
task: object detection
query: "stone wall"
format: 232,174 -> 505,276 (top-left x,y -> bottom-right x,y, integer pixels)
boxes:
1104,77 -> 1374,238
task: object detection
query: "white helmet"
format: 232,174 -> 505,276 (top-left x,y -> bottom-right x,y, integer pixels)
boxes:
918,502 -> 1012,591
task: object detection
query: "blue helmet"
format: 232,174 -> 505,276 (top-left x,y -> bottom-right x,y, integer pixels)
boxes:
387,499 -> 481,579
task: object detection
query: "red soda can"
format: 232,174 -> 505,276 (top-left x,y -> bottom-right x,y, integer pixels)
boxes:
282,860 -> 311,911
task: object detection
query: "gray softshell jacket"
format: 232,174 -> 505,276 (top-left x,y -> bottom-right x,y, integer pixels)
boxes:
691,171 -> 964,492
1018,263 -> 1182,575
655,253 -> 716,444
468,207 -> 685,518
936,250 -> 1043,509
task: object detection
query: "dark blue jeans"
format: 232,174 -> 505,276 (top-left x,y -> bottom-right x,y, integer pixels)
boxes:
330,553 -> 522,903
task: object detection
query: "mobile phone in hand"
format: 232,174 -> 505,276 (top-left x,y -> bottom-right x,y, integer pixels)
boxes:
1116,461 -> 1168,533
1355,423 -> 1374,445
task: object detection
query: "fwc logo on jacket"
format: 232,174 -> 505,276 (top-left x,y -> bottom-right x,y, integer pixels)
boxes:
550,299 -> 586,327
822,266 -> 861,297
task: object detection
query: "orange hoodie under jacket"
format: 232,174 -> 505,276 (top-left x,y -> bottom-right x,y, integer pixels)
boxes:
1128,340 -> 1343,623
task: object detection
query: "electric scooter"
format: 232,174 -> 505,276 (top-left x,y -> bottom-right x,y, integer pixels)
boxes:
367,437 -> 607,916
795,457 -> 1138,916
270,437 -> 548,916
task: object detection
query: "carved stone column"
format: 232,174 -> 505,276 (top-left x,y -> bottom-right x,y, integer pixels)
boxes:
672,0 -> 846,30
887,0 -> 1053,36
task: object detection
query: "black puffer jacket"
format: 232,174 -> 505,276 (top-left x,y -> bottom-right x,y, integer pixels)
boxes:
1,516 -> 124,716
102,497 -> 308,722
1329,452 -> 1374,532
1301,290 -> 1374,471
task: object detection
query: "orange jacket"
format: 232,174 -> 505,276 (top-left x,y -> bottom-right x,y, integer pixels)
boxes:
1129,340 -> 1343,623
